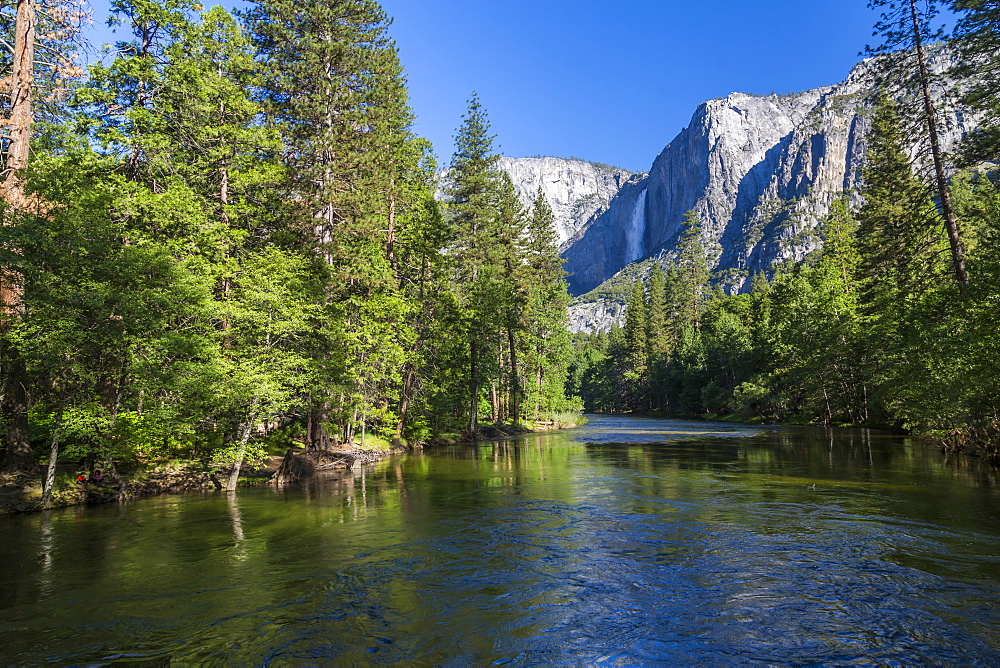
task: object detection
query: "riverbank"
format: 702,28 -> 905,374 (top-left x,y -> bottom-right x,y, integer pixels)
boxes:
0,445 -> 403,516
705,412 -> 1000,460
0,418 -> 586,516
605,409 -> 1000,462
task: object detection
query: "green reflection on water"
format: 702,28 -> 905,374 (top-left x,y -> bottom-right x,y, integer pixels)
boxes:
1,416 -> 999,664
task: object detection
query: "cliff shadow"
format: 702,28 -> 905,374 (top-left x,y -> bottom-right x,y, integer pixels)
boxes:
716,130 -> 802,283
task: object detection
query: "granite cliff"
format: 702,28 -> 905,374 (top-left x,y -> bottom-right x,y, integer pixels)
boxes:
561,55 -> 976,332
434,57 -> 974,335
436,156 -> 639,248
563,56 -> 974,293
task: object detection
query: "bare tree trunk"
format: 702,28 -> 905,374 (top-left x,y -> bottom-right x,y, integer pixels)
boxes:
490,383 -> 499,424
823,386 -> 833,426
104,457 -> 126,501
41,410 -> 63,509
469,339 -> 479,436
908,0 -> 968,284
308,401 -> 332,450
226,421 -> 253,492
386,188 -> 397,272
507,326 -> 520,425
1,351 -> 31,472
104,368 -> 128,500
305,395 -> 313,448
1,0 -> 36,474
862,383 -> 870,424
535,363 -> 543,421
218,161 -> 233,350
395,364 -> 416,440
3,0 -> 35,208
226,405 -> 258,493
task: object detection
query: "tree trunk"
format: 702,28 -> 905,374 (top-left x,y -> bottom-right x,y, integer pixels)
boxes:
386,188 -> 397,272
395,364 -> 416,440
226,418 -> 255,493
305,398 -> 313,448
507,326 -> 520,425
535,362 -> 543,421
908,0 -> 968,284
490,383 -> 499,424
1,0 -> 36,474
1,350 -> 31,472
104,371 -> 128,500
469,338 -> 479,436
3,0 -> 35,208
41,411 -> 63,509
104,456 -> 127,501
308,402 -> 332,450
219,164 -> 232,349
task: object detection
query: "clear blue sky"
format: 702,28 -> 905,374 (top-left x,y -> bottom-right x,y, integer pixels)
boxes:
83,0 -> 893,172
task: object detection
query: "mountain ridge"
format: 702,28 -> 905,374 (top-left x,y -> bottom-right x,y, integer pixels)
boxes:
558,53 -> 976,332
435,156 -> 642,249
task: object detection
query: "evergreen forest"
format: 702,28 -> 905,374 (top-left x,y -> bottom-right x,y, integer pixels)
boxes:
1,0 -> 1000,507
570,0 -> 1000,459
0,0 -> 578,499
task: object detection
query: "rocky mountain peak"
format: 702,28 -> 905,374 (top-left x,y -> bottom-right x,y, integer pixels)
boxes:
560,52 -> 976,333
436,156 -> 640,248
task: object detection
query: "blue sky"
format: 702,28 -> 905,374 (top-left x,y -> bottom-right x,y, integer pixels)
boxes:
84,0 -> 892,172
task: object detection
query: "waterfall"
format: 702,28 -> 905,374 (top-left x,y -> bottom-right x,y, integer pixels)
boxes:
625,189 -> 648,263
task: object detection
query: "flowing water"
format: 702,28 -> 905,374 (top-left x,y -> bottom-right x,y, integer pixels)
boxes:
624,188 -> 647,264
2,415 -> 1000,665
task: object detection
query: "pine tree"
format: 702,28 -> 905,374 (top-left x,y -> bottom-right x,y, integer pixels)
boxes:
792,200 -> 868,424
523,187 -> 572,420
867,0 -> 969,283
622,281 -> 649,409
245,0 -> 419,446
245,0 -> 411,274
856,93 -> 944,300
446,93 -> 501,433
644,262 -> 671,412
675,210 -> 710,331
646,263 -> 669,356
388,141 -> 450,441
854,93 -> 956,428
155,6 -> 279,214
950,0 -> 1000,165
79,0 -> 198,180
493,171 -> 527,424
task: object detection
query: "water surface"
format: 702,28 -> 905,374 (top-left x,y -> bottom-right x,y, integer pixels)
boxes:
2,415 -> 999,664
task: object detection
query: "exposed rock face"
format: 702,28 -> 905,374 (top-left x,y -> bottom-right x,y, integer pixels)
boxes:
566,298 -> 626,336
496,157 -> 637,247
437,157 -> 637,248
562,54 -> 976,298
560,177 -> 652,297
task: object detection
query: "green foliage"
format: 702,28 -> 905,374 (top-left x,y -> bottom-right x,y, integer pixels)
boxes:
437,99 -> 579,432
950,0 -> 1000,165
2,0 -> 582,486
571,92 -> 1000,455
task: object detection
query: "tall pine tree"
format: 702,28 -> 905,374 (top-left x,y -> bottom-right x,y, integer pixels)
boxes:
446,93 -> 501,433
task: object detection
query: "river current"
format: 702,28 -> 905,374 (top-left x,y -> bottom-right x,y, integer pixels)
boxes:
2,415 -> 999,664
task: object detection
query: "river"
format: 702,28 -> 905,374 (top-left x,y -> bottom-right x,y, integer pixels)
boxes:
2,415 -> 999,664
